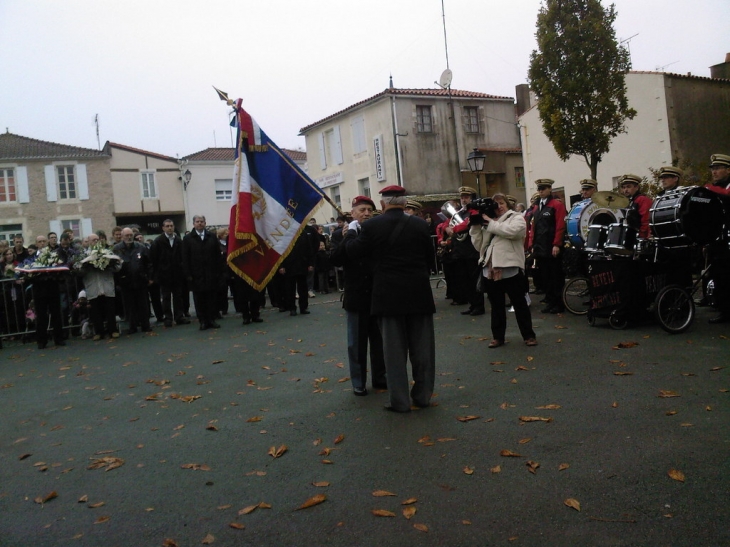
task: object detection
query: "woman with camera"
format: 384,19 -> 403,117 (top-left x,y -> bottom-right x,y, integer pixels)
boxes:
469,194 -> 537,348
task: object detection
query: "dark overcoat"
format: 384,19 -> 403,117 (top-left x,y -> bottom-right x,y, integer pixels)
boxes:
280,231 -> 314,277
345,208 -> 435,316
181,230 -> 221,292
330,226 -> 374,313
149,233 -> 184,285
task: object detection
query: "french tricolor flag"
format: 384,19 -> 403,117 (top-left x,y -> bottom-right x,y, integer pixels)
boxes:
227,101 -> 324,290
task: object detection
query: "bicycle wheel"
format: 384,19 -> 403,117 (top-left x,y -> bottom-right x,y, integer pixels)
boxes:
562,276 -> 590,315
655,285 -> 695,334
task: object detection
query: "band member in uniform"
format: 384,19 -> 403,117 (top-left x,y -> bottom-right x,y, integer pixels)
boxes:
450,186 -> 485,316
530,179 -> 567,313
579,179 -> 598,200
704,154 -> 730,323
619,174 -> 651,239
657,166 -> 682,196
404,200 -> 422,217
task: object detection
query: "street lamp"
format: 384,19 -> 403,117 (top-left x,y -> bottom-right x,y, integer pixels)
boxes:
181,169 -> 192,190
466,148 -> 486,197
178,160 -> 192,228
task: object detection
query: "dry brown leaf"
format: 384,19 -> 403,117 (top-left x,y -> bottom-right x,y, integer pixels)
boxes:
463,466 -> 474,475
668,469 -> 685,482
437,437 -> 457,442
88,501 -> 105,508
372,490 -> 396,497
201,533 -> 215,544
268,445 -> 288,458
247,416 -> 263,422
456,415 -> 481,422
558,463 -> 570,471
564,498 -> 581,511
217,504 -> 232,510
312,481 -> 330,487
413,523 -> 429,532
535,404 -> 561,409
229,523 -> 245,530
666,410 -> 677,416
658,390 -> 680,398
462,520 -> 472,525
321,459 -> 333,464
258,502 -> 272,509
403,506 -> 417,519
18,453 -> 31,460
500,450 -> 521,457
526,460 -> 540,474
87,457 -> 125,472
613,371 -> 634,376
519,416 -> 553,423
295,494 -> 326,510
372,509 -> 396,517
94,515 -> 110,524
334,434 -> 345,444
312,438 -> 322,446
34,491 -> 58,504
239,505 -> 258,515
78,495 -> 88,503
401,497 -> 418,505
616,341 -> 639,349
518,438 -> 532,444
490,465 -> 501,474
319,447 -> 332,456
163,539 -> 179,547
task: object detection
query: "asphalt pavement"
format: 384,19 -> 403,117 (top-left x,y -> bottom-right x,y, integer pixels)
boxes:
1,285 -> 728,547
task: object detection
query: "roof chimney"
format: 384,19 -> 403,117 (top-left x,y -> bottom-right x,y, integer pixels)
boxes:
710,53 -> 730,79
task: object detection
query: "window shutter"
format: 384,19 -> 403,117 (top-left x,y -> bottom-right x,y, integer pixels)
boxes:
318,132 -> 327,170
332,125 -> 343,165
77,164 -> 89,200
17,166 -> 30,203
45,165 -> 58,202
81,218 -> 93,237
49,220 -> 62,234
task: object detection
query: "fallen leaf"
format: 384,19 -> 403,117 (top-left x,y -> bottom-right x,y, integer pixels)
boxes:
267,445 -> 288,458
401,497 -> 418,505
94,515 -> 110,524
295,494 -> 326,510
535,404 -> 561,409
437,437 -> 457,442
239,505 -> 258,515
463,466 -> 474,475
87,457 -> 125,472
18,453 -> 31,460
201,533 -> 215,544
334,434 -> 345,444
519,416 -> 553,423
162,540 -> 179,547
78,495 -> 88,503
558,463 -> 570,471
613,371 -> 634,376
403,506 -> 417,519
206,424 -> 218,431
518,438 -> 532,444
658,390 -> 680,398
616,341 -> 639,349
666,410 -> 677,416
500,450 -> 521,458
372,490 -> 396,497
564,498 -> 581,511
526,460 -> 540,474
34,491 -> 58,504
456,415 -> 481,422
312,481 -> 330,487
668,469 -> 685,482
257,502 -> 271,509
88,501 -> 105,508
490,465 -> 501,474
413,523 -> 429,532
217,504 -> 232,510
372,509 -> 396,517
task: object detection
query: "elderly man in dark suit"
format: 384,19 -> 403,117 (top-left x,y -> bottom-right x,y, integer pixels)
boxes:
182,215 -> 222,330
345,186 -> 436,413
330,195 -> 387,396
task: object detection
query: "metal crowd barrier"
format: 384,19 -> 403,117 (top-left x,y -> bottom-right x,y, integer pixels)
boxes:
0,274 -> 84,342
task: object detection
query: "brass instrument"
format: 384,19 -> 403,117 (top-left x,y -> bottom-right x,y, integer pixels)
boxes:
441,201 -> 468,242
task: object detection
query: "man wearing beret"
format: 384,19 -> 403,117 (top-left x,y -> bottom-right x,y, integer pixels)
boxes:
449,186 -> 486,316
530,179 -> 567,313
619,174 -> 652,239
705,154 -> 730,323
330,195 -> 386,395
657,166 -> 682,196
345,186 -> 436,412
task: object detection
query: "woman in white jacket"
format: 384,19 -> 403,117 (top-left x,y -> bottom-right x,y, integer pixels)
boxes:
470,194 -> 537,348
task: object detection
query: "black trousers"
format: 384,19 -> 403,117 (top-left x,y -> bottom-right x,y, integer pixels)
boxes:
90,295 -> 117,336
121,287 -> 150,331
159,282 -> 184,321
192,289 -> 217,325
148,283 -> 164,321
284,274 -> 308,312
484,271 -> 536,341
538,255 -> 565,309
32,279 -> 64,345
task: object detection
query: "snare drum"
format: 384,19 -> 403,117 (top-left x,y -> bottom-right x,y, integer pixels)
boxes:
566,199 -> 624,249
584,224 -> 609,253
650,186 -> 726,247
605,222 -> 637,256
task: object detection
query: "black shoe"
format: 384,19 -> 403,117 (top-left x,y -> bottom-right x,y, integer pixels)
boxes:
290,310 -> 298,316
199,324 -> 209,331
460,308 -> 473,315
353,387 -> 368,396
549,307 -> 565,314
540,306 -> 553,314
252,317 -> 263,323
164,320 -> 173,328
372,382 -> 388,390
470,309 -> 485,316
709,314 -> 730,324
384,405 -> 411,413
175,317 -> 190,325
209,321 -> 220,329
413,400 -> 431,408
300,310 -> 311,315
242,318 -> 251,325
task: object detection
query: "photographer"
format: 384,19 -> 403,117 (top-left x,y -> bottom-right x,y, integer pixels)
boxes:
469,194 -> 537,348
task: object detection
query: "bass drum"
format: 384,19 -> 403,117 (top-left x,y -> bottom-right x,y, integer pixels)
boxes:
566,199 -> 624,249
650,186 -> 726,247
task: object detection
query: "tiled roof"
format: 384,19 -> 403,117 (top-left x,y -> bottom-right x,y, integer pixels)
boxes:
106,141 -> 177,162
183,147 -> 307,162
183,148 -> 235,161
630,70 -> 730,83
0,132 -> 108,161
477,147 -> 522,154
299,88 -> 515,134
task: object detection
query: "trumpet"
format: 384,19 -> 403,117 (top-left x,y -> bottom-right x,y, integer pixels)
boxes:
441,201 -> 468,241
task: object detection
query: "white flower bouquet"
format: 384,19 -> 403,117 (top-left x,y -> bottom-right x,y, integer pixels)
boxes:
75,244 -> 121,271
16,247 -> 70,276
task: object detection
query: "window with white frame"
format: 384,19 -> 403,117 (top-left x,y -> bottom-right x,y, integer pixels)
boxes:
215,179 -> 233,201
416,105 -> 433,133
330,185 -> 341,210
61,219 -> 81,238
351,116 -> 367,154
0,168 -> 16,202
57,165 -> 76,200
141,171 -> 158,199
464,106 -> 480,133
0,223 -> 22,242
358,177 -> 370,197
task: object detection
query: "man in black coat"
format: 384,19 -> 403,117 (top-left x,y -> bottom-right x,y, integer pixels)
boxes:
278,230 -> 314,316
330,195 -> 386,396
113,227 -> 153,334
149,219 -> 190,328
345,186 -> 436,413
182,215 -> 222,330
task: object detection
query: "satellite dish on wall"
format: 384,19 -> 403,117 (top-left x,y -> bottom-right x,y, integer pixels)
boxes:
438,69 -> 453,89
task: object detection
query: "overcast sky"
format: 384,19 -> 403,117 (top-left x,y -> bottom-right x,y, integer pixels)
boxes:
1,0 -> 726,159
